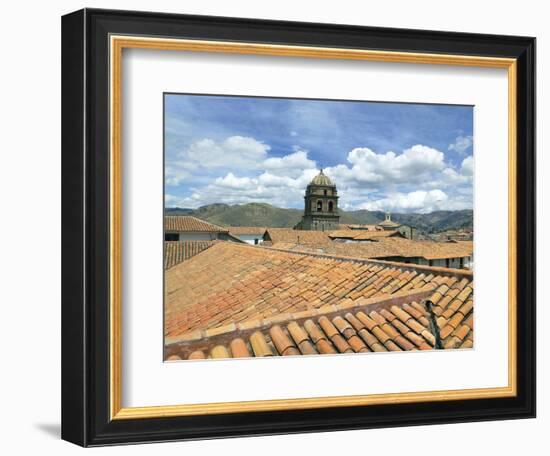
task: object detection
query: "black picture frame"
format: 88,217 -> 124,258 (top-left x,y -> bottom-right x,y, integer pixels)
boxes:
62,8 -> 536,447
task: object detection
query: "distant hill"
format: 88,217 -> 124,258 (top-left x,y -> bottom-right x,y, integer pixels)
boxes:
388,210 -> 474,233
165,203 -> 473,233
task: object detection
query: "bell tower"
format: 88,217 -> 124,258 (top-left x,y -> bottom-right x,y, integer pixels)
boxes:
298,170 -> 340,231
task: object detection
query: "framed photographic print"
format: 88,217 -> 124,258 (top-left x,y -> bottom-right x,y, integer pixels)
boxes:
61,8 -> 536,446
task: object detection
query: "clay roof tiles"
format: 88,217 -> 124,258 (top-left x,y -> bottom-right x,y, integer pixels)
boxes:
264,228 -> 331,245
328,230 -> 403,240
273,237 -> 473,261
164,241 -> 215,269
228,226 -> 267,236
165,278 -> 474,360
164,242 -> 474,360
165,216 -> 229,233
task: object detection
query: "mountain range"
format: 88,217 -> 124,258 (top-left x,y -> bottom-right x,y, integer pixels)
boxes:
165,203 -> 473,233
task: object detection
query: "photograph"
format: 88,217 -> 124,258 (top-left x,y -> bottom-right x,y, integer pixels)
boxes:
163,94 -> 475,361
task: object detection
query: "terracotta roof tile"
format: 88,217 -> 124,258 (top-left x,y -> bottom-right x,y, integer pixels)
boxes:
164,241 -> 215,269
163,243 -> 474,361
328,230 -> 403,240
316,338 -> 337,354
270,326 -> 300,356
211,345 -> 231,359
188,350 -> 206,360
228,226 -> 267,235
461,339 -> 474,349
265,228 -> 330,245
318,316 -> 340,339
287,322 -> 309,345
230,338 -> 251,358
278,236 -> 473,261
165,216 -> 228,233
384,340 -> 403,352
297,338 -> 318,355
250,331 -> 273,357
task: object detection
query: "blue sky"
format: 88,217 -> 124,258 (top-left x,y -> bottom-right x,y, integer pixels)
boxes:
164,94 -> 473,213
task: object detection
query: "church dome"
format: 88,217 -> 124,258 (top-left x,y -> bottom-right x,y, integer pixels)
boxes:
378,212 -> 400,228
310,170 -> 333,186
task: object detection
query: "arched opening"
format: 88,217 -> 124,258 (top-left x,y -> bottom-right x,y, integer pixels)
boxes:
323,189 -> 327,196
317,200 -> 323,211
328,201 -> 334,212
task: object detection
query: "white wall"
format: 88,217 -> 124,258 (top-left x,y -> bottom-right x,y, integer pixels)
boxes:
235,234 -> 263,244
0,1 -> 545,455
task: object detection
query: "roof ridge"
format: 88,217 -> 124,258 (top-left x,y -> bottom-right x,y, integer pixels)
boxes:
261,244 -> 473,278
166,241 -> 472,288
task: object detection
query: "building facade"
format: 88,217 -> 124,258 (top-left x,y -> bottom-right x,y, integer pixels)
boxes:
296,170 -> 340,231
228,227 -> 267,245
377,212 -> 417,239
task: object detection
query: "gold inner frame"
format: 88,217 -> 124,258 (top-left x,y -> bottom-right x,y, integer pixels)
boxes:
109,35 -> 518,420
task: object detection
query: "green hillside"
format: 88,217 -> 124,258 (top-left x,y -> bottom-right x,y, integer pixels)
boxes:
165,203 -> 473,233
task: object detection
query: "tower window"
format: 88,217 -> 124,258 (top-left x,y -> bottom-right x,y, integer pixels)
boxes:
328,201 -> 334,212
323,189 -> 327,196
317,200 -> 323,211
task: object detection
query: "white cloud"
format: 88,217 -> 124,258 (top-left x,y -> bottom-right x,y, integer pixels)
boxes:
214,172 -> 256,190
263,150 -> 316,177
290,131 -> 298,137
461,155 -> 474,176
361,190 -> 452,213
182,136 -> 270,168
165,136 -> 271,187
448,135 -> 473,154
360,189 -> 473,213
325,145 -> 446,188
165,139 -> 473,213
170,168 -> 320,209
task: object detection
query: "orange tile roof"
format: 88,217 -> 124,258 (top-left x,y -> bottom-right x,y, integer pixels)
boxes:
277,237 -> 473,261
165,276 -> 474,360
264,228 -> 331,245
340,224 -> 381,231
165,243 -> 473,351
328,230 -> 403,240
165,216 -> 228,233
228,226 -> 267,236
164,241 -> 215,269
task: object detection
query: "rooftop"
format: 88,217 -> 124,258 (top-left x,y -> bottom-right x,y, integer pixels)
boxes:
340,224 -> 382,231
328,230 -> 404,241
264,228 -> 331,245
166,283 -> 473,360
228,226 -> 268,236
165,242 -> 473,359
164,241 -> 216,269
165,216 -> 229,233
276,237 -> 473,261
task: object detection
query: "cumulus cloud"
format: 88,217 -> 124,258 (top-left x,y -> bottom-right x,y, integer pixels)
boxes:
263,150 -> 316,177
448,135 -> 473,154
461,155 -> 474,176
325,145 -> 445,187
165,136 -> 271,187
183,136 -> 270,168
359,190 -> 449,213
165,138 -> 473,213
214,172 -> 256,190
